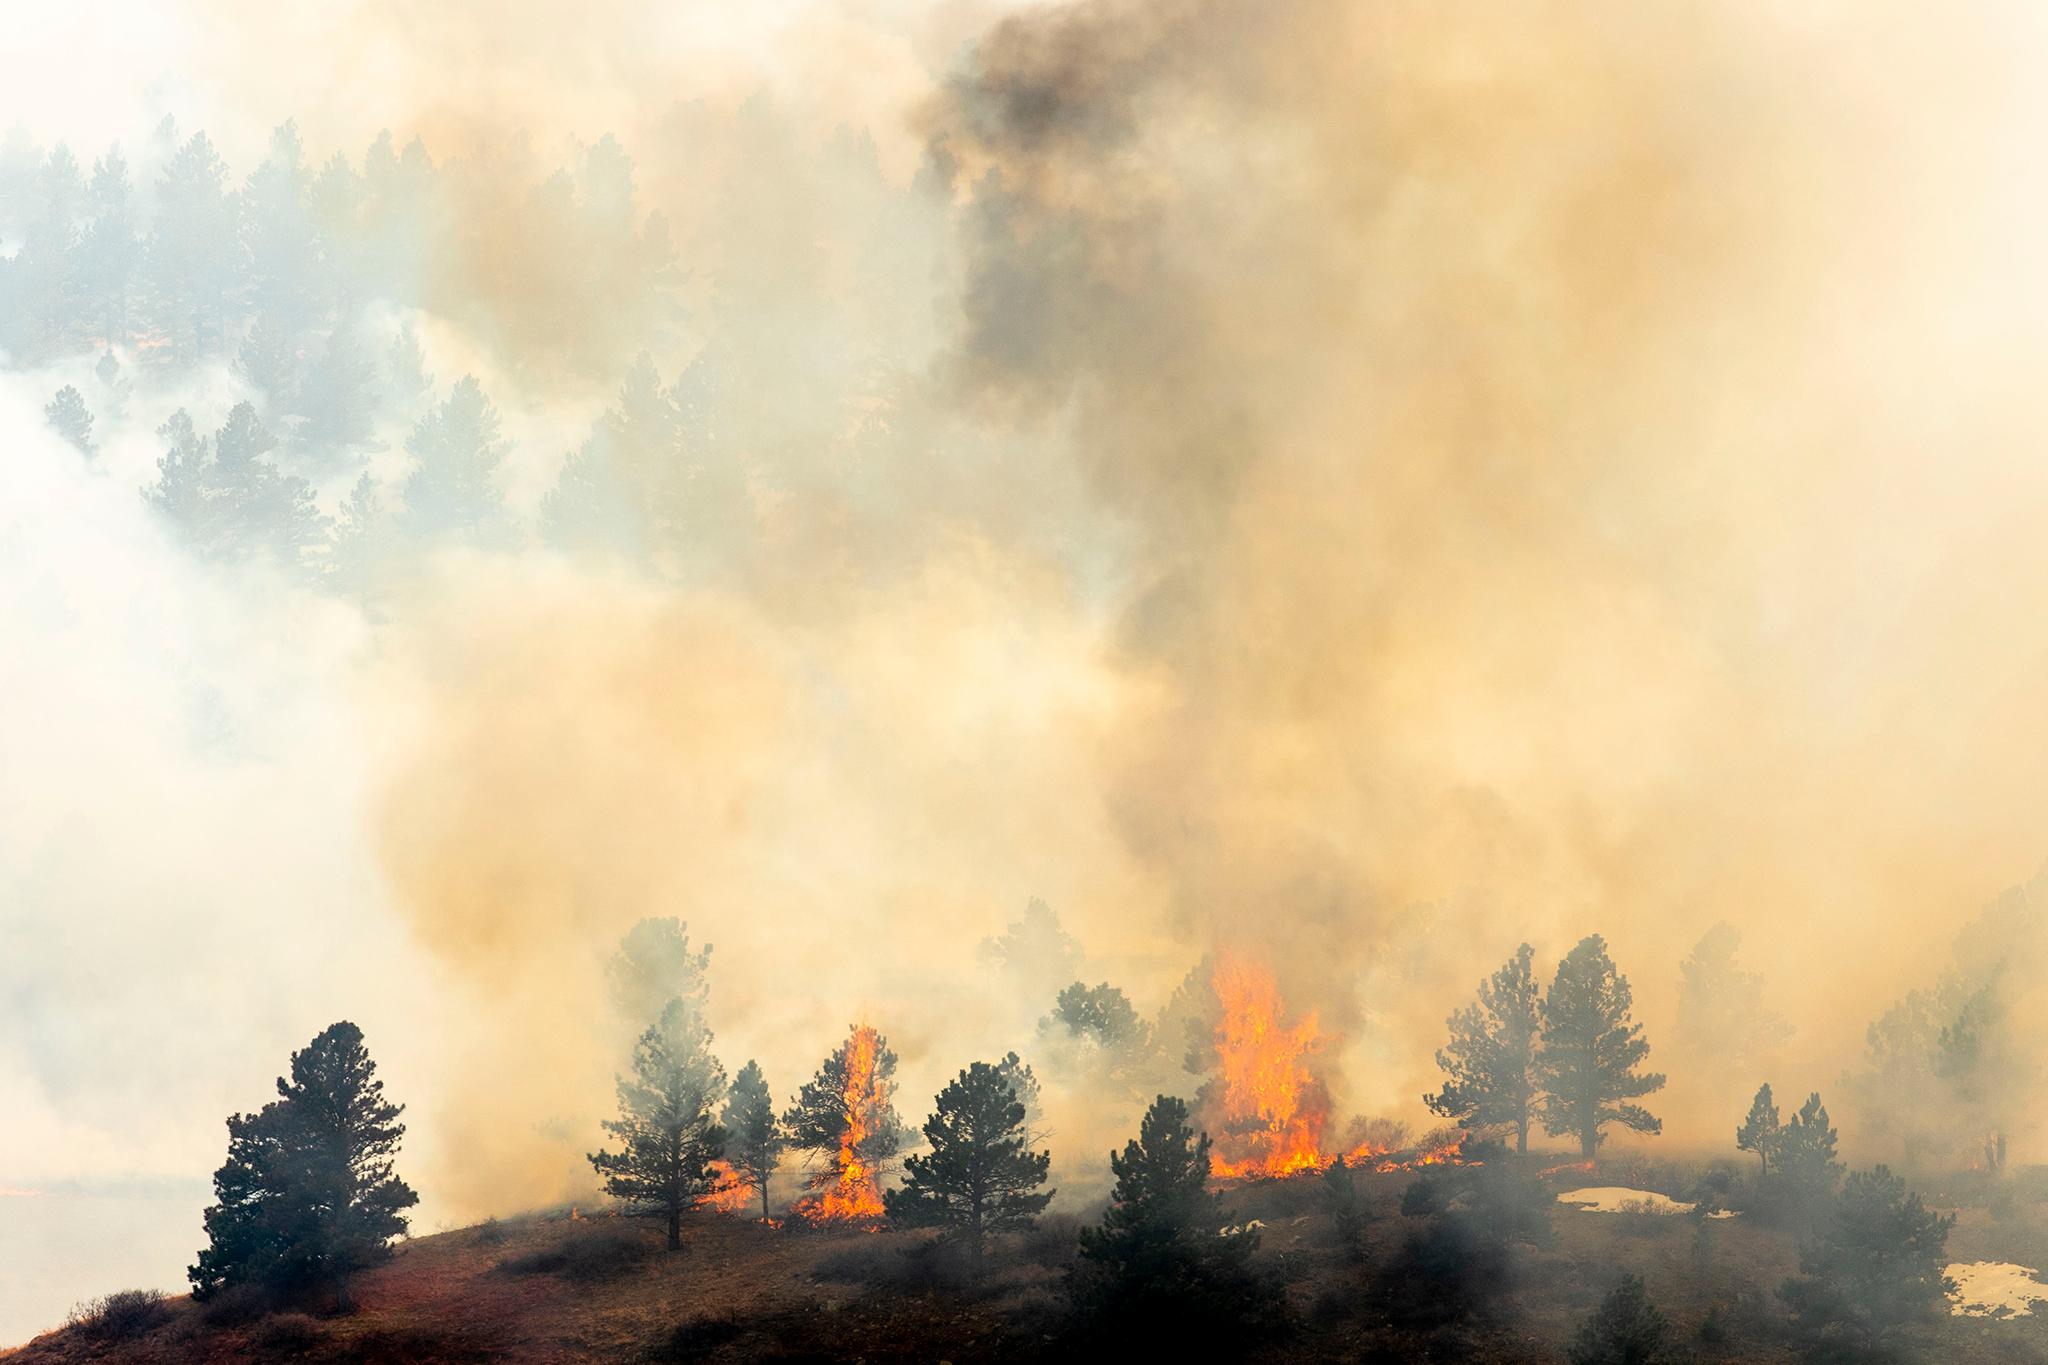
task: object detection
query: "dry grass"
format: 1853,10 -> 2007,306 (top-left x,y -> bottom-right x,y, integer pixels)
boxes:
11,1159 -> 2048,1362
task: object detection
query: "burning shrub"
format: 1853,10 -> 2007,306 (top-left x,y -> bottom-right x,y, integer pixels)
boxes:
66,1288 -> 171,1341
1195,958 -> 1331,1179
1568,1274 -> 1667,1365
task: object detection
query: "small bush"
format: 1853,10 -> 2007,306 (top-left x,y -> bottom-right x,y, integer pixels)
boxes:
652,1313 -> 746,1362
1570,1273 -> 1667,1365
497,1223 -> 650,1283
199,1281 -> 280,1327
475,1216 -> 509,1245
1401,1176 -> 1444,1217
67,1288 -> 171,1341
249,1311 -> 326,1356
1019,1212 -> 1082,1267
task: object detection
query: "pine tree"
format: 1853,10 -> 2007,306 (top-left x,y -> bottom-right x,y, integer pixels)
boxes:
1537,935 -> 1665,1158
1569,1274 -> 1667,1365
44,385 -> 95,456
885,1060 -> 1053,1261
1736,1082 -> 1780,1175
1675,925 -> 1790,1080
1779,1166 -> 1956,1350
1072,1095 -> 1264,1335
784,1024 -> 904,1219
589,999 -> 728,1251
147,132 -> 241,360
386,320 -> 431,411
606,918 -> 711,1038
978,897 -> 1083,995
189,1022 -> 418,1307
1776,1091 -> 1843,1207
77,146 -> 139,346
144,403 -> 326,566
401,375 -> 506,537
1424,943 -> 1541,1154
296,323 -> 378,455
720,1060 -> 784,1224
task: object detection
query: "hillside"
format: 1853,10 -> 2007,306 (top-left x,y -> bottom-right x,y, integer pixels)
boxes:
12,1157 -> 2048,1363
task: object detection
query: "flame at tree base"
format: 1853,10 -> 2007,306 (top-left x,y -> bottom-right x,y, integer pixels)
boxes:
796,1022 -> 891,1227
698,1160 -> 753,1215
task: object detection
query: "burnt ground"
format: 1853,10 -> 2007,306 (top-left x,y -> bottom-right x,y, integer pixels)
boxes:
9,1156 -> 2048,1363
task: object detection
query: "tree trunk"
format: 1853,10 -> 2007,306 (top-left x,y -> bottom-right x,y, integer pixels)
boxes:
1579,1126 -> 1598,1159
667,1207 -> 682,1251
1516,1118 -> 1528,1156
760,1176 -> 771,1225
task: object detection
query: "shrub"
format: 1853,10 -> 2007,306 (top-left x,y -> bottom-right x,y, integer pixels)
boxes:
1374,1213 -> 1509,1328
1569,1274 -> 1667,1365
497,1223 -> 650,1283
1020,1212 -> 1082,1267
67,1288 -> 171,1341
249,1311 -> 327,1356
1401,1176 -> 1444,1216
653,1313 -> 746,1362
1779,1166 -> 1955,1353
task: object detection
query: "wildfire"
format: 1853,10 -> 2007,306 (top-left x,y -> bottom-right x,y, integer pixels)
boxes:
1206,958 -> 1331,1179
797,1022 -> 891,1225
1539,1158 -> 1597,1179
1198,959 -> 1486,1182
698,1159 -> 753,1215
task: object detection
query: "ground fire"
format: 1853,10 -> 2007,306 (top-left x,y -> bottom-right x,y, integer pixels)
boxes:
1203,959 -> 1482,1181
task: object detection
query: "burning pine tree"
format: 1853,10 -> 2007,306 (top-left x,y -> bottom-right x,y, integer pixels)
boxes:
1196,958 -> 1333,1178
784,1022 -> 904,1224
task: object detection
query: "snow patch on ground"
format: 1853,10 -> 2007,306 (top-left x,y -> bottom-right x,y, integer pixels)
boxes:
1557,1186 -> 1725,1216
1949,1261 -> 2048,1318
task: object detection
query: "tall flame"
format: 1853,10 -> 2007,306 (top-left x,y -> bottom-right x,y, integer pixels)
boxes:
799,1021 -> 891,1224
1206,957 -> 1330,1178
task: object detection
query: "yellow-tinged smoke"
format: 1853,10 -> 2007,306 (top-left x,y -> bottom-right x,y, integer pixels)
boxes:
92,0 -> 2048,1208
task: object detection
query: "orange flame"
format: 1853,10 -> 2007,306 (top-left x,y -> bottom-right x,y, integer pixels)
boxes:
1206,958 -> 1330,1179
798,1022 -> 891,1225
1538,1158 -> 1596,1179
698,1159 -> 753,1215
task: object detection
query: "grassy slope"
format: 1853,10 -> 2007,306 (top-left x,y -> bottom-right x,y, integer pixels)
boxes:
12,1159 -> 2048,1363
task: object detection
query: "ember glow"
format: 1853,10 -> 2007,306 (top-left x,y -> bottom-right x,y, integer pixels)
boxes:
797,1023 -> 891,1226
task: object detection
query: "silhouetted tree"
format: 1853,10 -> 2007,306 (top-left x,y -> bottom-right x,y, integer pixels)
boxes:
1736,1082 -> 1780,1175
1071,1094 -> 1267,1341
1570,1274 -> 1667,1365
1538,935 -> 1665,1157
1425,943 -> 1541,1154
590,999 -> 728,1251
720,1060 -> 784,1224
1778,1166 -> 1955,1352
189,1022 -> 418,1308
885,1060 -> 1053,1262
44,385 -> 94,455
1775,1091 -> 1844,1211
